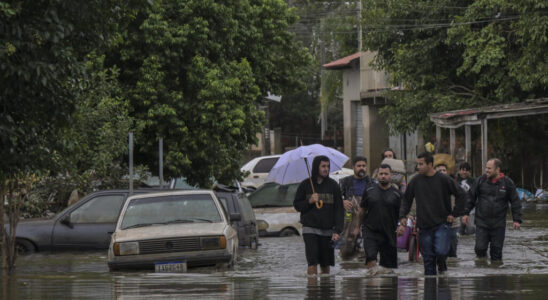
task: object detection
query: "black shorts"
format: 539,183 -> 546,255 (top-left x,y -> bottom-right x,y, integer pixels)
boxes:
363,231 -> 397,268
303,234 -> 335,267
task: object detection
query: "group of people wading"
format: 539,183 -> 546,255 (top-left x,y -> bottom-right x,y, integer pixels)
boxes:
293,150 -> 522,276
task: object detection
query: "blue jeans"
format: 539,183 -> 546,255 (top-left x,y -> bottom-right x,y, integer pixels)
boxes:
419,223 -> 453,275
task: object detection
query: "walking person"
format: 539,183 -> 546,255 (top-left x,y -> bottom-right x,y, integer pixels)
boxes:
294,155 -> 344,275
397,152 -> 467,275
338,156 -> 372,259
340,156 -> 372,209
456,162 -> 474,191
456,162 -> 476,235
462,158 -> 522,262
356,164 -> 402,270
372,148 -> 407,193
435,163 -> 462,258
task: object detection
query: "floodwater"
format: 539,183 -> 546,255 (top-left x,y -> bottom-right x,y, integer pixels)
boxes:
2,202 -> 548,299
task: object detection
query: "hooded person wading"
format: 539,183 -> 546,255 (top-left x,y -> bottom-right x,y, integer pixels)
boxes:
294,155 -> 344,275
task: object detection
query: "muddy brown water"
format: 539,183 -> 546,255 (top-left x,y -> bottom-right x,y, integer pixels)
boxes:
2,202 -> 548,299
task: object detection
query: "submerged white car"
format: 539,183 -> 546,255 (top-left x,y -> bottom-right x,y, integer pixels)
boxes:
108,190 -> 239,271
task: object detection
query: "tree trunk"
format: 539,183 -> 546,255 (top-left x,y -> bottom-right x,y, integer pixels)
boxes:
1,174 -> 34,275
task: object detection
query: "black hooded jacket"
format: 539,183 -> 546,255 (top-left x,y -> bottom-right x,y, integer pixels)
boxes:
293,156 -> 344,234
466,174 -> 522,228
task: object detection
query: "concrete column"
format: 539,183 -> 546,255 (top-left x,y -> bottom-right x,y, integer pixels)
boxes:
363,104 -> 371,171
436,126 -> 441,152
450,128 -> 456,158
343,98 -> 355,160
481,118 -> 488,169
362,104 -> 389,175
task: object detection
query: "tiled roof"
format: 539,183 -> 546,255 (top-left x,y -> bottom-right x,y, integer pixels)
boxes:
323,52 -> 361,69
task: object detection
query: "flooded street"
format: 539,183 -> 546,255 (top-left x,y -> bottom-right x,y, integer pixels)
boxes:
2,202 -> 548,299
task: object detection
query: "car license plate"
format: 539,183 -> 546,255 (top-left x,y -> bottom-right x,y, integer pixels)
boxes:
154,261 -> 187,273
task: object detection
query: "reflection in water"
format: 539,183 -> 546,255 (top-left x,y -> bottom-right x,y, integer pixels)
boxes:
423,277 -> 451,300
3,203 -> 548,299
305,276 -> 335,300
114,274 -> 234,299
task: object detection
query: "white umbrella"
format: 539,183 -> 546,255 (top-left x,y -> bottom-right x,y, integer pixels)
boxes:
267,144 -> 349,185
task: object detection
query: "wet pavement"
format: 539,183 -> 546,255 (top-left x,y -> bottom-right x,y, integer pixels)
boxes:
2,202 -> 548,299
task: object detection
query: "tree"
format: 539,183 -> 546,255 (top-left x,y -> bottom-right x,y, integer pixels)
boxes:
269,1 -> 359,145
361,0 -> 548,133
362,0 -> 548,184
107,0 -> 312,186
0,0 -> 135,273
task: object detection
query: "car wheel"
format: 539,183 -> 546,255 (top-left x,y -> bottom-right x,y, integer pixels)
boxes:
279,228 -> 296,237
16,239 -> 36,255
250,238 -> 258,250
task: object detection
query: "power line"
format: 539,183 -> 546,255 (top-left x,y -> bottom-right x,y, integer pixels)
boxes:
291,14 -> 532,36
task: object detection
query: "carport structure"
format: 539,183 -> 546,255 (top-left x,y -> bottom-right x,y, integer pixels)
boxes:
429,98 -> 548,169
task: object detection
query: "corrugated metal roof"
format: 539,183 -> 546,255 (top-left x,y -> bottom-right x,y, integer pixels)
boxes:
430,99 -> 548,128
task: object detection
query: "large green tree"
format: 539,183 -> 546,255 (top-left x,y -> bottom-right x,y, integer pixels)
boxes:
362,0 -> 547,186
108,0 -> 312,186
54,54 -> 136,193
362,0 -> 548,133
0,0 -> 134,176
269,1 -> 360,144
0,0 -> 136,273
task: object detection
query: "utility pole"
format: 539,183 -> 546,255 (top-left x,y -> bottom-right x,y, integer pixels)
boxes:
128,132 -> 133,195
159,138 -> 163,189
357,1 -> 362,51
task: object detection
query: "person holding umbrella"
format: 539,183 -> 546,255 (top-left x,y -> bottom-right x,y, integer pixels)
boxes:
293,155 -> 344,275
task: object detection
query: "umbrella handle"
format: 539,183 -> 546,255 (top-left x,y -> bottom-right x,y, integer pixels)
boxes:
315,200 -> 323,209
304,157 -> 322,209
303,157 -> 316,194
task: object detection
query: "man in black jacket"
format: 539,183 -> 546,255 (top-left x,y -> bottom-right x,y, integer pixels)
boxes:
462,158 -> 522,261
338,156 -> 372,259
294,155 -> 344,275
397,152 -> 467,275
339,156 -> 372,209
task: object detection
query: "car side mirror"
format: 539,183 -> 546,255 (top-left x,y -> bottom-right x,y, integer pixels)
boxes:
229,213 -> 241,223
60,215 -> 73,228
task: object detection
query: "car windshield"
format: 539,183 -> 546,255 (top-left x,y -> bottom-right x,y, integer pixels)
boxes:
248,182 -> 298,207
120,193 -> 222,229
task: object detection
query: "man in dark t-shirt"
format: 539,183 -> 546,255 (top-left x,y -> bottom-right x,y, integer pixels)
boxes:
397,152 -> 467,276
357,164 -> 402,269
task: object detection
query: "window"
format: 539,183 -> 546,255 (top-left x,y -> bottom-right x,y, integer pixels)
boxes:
218,196 -> 229,212
70,195 -> 125,223
238,194 -> 254,221
248,183 -> 297,207
252,157 -> 279,173
121,193 -> 222,229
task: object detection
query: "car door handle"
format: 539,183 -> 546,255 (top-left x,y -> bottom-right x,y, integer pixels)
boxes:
253,175 -> 259,178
